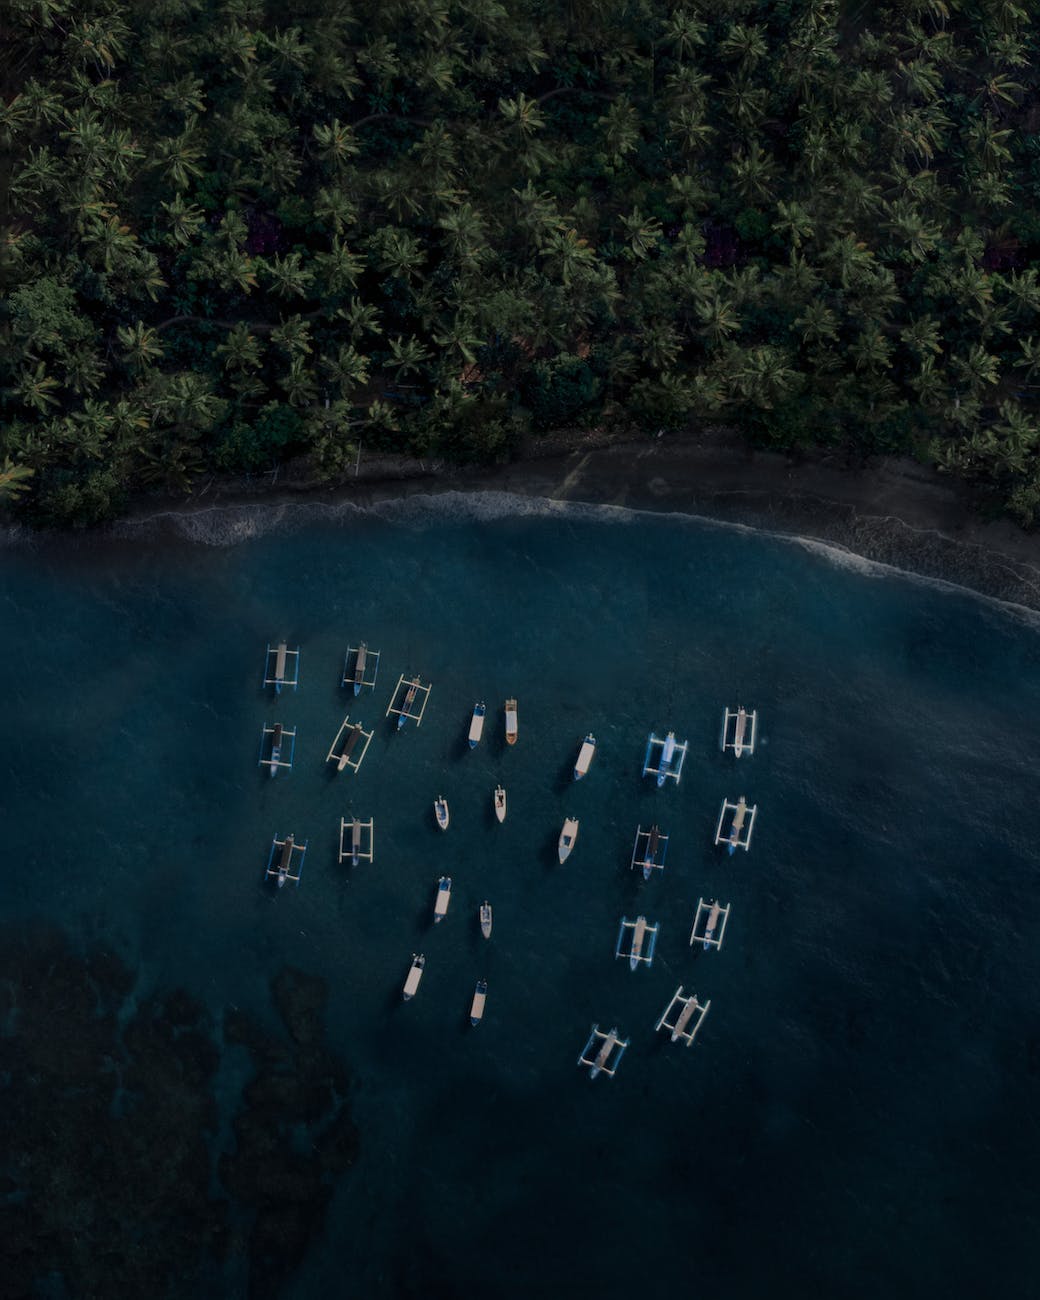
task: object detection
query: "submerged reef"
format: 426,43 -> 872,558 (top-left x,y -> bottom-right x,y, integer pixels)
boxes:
0,925 -> 357,1299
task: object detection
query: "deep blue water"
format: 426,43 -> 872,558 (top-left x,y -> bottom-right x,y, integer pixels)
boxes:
3,493 -> 1040,1298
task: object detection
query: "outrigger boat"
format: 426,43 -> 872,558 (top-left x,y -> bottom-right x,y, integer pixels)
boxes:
326,716 -> 373,774
494,785 -> 506,823
642,730 -> 688,786
721,705 -> 758,757
504,698 -> 518,745
655,985 -> 710,1046
558,817 -> 579,864
343,641 -> 380,696
433,876 -> 452,922
258,722 -> 296,777
615,916 -> 659,970
468,702 -> 486,748
578,1025 -> 629,1079
573,734 -> 596,781
339,816 -> 374,867
386,674 -> 431,730
434,797 -> 450,831
479,901 -> 493,938
263,642 -> 300,694
265,832 -> 307,889
470,979 -> 488,1026
690,897 -> 730,952
714,796 -> 758,854
631,823 -> 668,881
403,954 -> 425,1001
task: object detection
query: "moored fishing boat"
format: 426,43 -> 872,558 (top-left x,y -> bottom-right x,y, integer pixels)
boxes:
434,875 -> 452,922
703,900 -> 721,950
403,953 -> 425,1000
398,680 -> 418,730
434,796 -> 450,830
573,733 -> 596,781
504,698 -> 518,745
494,785 -> 506,823
558,817 -> 579,864
470,978 -> 487,1026
468,702 -> 486,748
480,901 -> 492,938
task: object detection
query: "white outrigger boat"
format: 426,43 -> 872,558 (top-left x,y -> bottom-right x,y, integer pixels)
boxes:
690,897 -> 730,952
265,833 -> 307,889
434,796 -> 450,831
258,722 -> 296,777
468,702 -> 486,748
504,698 -> 518,745
631,824 -> 668,881
386,674 -> 431,730
494,785 -> 506,823
643,729 -> 688,786
326,716 -> 374,774
578,1024 -> 629,1079
721,705 -> 758,757
558,817 -> 579,864
403,953 -> 425,1000
714,796 -> 758,854
479,901 -> 493,938
433,875 -> 452,922
338,816 -> 374,867
573,733 -> 596,781
343,642 -> 380,695
615,915 -> 659,970
655,985 -> 710,1046
470,979 -> 487,1026
263,642 -> 299,694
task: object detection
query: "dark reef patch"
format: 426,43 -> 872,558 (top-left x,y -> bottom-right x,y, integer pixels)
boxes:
0,925 -> 357,1299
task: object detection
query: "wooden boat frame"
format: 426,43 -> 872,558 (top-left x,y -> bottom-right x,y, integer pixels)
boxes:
263,642 -> 300,693
721,706 -> 758,758
386,673 -> 431,728
615,915 -> 659,969
265,832 -> 307,887
258,722 -> 296,775
578,1024 -> 629,1079
631,823 -> 669,877
339,816 -> 374,866
714,796 -> 758,852
690,897 -> 731,951
343,642 -> 380,693
642,730 -> 688,785
655,985 -> 711,1046
326,715 -> 373,773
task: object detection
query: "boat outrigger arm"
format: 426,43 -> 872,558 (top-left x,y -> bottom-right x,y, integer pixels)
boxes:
258,722 -> 297,774
642,730 -> 688,785
386,673 -> 432,728
577,1024 -> 630,1079
714,796 -> 758,852
326,716 -> 374,773
689,898 -> 731,951
615,916 -> 660,969
339,816 -> 374,865
655,985 -> 711,1046
263,642 -> 300,693
721,706 -> 758,757
343,642 -> 380,693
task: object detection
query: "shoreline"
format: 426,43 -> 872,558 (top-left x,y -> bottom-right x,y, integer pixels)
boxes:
115,425 -> 1040,615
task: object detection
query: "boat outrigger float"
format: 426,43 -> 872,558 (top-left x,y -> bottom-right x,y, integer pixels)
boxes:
721,706 -> 758,757
573,734 -> 596,781
690,897 -> 730,951
343,642 -> 380,695
631,824 -> 668,880
325,716 -> 373,773
558,817 -> 579,864
403,954 -> 425,1001
578,1025 -> 629,1079
258,722 -> 296,777
642,730 -> 688,786
714,796 -> 758,853
468,702 -> 486,748
615,916 -> 659,970
339,816 -> 374,867
655,985 -> 710,1046
263,642 -> 299,694
265,833 -> 307,889
386,674 -> 431,730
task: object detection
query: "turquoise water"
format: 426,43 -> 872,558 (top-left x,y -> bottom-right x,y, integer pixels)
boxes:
3,493 -> 1040,1297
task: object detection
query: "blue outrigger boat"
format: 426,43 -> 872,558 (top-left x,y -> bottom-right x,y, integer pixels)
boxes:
265,833 -> 307,889
263,642 -> 300,694
615,916 -> 659,970
642,730 -> 688,786
578,1025 -> 629,1079
258,722 -> 296,777
631,824 -> 668,881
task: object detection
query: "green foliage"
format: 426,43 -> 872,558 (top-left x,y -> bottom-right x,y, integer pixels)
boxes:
521,354 -> 603,432
213,403 -> 302,473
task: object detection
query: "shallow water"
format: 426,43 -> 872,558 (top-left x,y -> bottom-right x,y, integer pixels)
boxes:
4,494 -> 1040,1298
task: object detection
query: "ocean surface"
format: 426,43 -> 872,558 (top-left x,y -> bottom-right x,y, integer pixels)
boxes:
3,492 -> 1040,1299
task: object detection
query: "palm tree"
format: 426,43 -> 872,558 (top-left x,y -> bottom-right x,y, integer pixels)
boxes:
697,295 -> 742,347
0,457 -> 34,503
772,200 -> 814,250
322,344 -> 370,396
160,193 -> 205,247
15,361 -> 61,413
313,119 -> 359,171
214,324 -> 263,373
386,335 -> 431,380
117,321 -> 164,374
264,252 -> 314,299
665,10 -> 707,60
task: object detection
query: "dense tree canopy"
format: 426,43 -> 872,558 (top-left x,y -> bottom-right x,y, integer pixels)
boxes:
3,0 -> 1040,523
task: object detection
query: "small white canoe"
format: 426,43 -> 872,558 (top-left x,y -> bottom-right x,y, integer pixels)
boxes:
574,733 -> 596,781
403,954 -> 425,1000
480,901 -> 492,938
494,785 -> 506,823
468,702 -> 486,748
434,875 -> 452,922
434,797 -> 449,831
470,978 -> 487,1026
504,698 -> 518,745
558,817 -> 579,864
